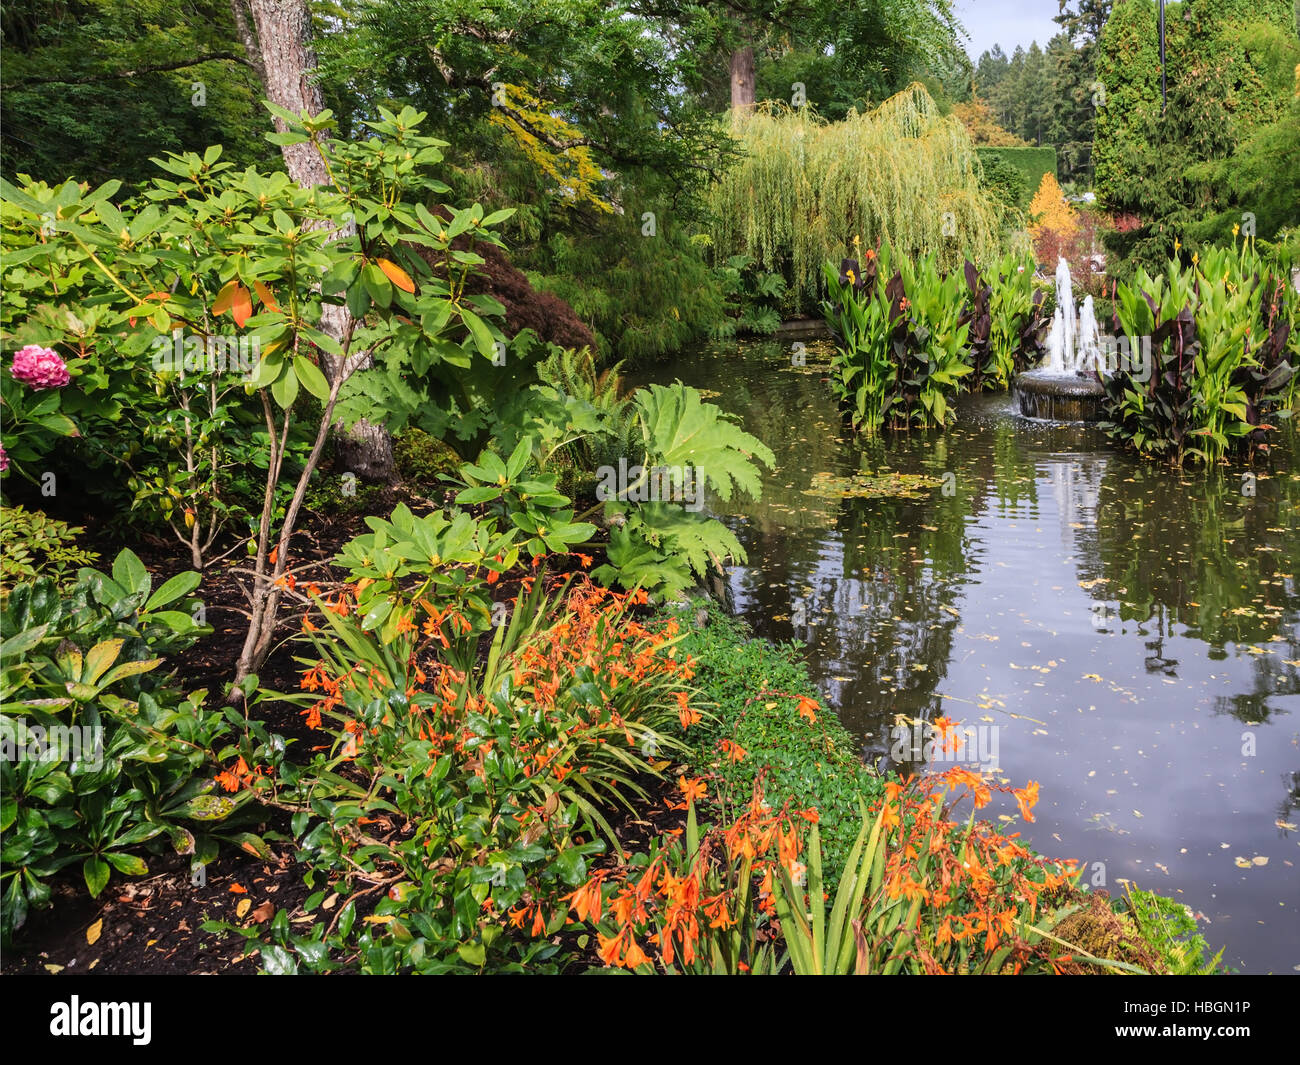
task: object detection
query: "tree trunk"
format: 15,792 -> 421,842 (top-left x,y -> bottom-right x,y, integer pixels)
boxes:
228,0 -> 266,86
730,45 -> 755,114
245,0 -> 394,480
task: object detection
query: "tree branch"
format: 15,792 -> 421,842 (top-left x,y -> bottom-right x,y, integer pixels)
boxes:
4,51 -> 254,90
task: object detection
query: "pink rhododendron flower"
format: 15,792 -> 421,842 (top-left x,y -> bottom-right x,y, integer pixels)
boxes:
0,444 -> 8,473
11,345 -> 70,389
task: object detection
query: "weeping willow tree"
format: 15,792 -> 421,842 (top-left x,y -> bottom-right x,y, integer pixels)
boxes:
710,84 -> 1004,311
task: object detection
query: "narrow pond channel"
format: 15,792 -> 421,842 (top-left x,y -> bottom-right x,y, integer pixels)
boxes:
639,337 -> 1299,974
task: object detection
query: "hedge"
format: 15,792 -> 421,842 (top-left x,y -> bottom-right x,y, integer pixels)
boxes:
977,146 -> 1058,207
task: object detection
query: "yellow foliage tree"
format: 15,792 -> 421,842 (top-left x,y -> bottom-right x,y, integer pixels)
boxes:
487,83 -> 614,213
952,96 -> 1027,147
1027,171 -> 1078,242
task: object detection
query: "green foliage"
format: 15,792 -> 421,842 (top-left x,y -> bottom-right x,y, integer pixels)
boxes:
454,439 -> 597,558
393,427 -> 460,487
0,549 -> 268,941
974,147 -> 1058,209
1124,887 -> 1226,974
0,0 -> 273,189
0,506 -> 98,591
1096,0 -> 1300,273
216,575 -> 687,973
972,253 -> 1051,388
1098,242 -> 1298,464
332,502 -> 517,670
592,384 -> 775,597
711,86 -> 1004,313
713,255 -> 787,339
821,246 -> 973,432
1,102 -> 531,685
530,223 -> 728,364
662,597 -> 884,887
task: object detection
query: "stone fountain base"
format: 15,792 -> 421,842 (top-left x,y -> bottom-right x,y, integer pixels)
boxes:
1015,370 -> 1106,422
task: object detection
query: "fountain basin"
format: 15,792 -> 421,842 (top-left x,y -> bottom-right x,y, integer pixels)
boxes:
1015,370 -> 1106,422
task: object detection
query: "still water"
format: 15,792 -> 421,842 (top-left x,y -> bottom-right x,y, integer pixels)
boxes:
644,338 -> 1299,974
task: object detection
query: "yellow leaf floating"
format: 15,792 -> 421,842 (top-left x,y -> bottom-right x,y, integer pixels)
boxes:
86,918 -> 102,945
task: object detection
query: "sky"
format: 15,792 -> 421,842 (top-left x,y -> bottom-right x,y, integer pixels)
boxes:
954,0 -> 1065,61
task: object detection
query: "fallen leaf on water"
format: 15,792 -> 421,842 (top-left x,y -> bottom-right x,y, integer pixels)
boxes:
1234,857 -> 1253,868
44,964 -> 64,974
86,919 -> 102,945
1252,856 -> 1269,866
1083,673 -> 1102,682
1277,821 -> 1297,831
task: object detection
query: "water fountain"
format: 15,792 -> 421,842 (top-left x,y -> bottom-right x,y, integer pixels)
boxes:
1015,257 -> 1107,422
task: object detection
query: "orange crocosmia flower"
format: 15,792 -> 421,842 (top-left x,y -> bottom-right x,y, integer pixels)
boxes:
673,690 -> 700,729
622,937 -> 651,969
596,931 -> 624,967
1013,780 -> 1040,822
566,876 -> 604,924
530,905 -> 547,937
796,696 -> 819,724
486,570 -> 500,586
933,715 -> 962,753
798,808 -> 820,823
678,776 -> 707,804
229,883 -> 248,894
718,739 -> 746,762
576,553 -> 593,569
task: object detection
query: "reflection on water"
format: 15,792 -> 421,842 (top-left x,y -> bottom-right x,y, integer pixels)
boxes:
639,339 -> 1300,974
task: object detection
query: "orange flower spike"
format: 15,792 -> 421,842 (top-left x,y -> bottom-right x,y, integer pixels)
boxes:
1013,780 -> 1040,823
623,936 -> 651,969
596,931 -> 624,967
678,776 -> 707,804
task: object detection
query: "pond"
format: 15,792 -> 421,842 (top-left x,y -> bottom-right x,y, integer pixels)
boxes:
640,337 -> 1300,975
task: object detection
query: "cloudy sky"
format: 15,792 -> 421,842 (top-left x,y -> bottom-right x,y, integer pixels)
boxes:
954,0 -> 1065,60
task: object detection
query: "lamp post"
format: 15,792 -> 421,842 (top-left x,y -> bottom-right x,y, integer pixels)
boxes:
1159,0 -> 1167,112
